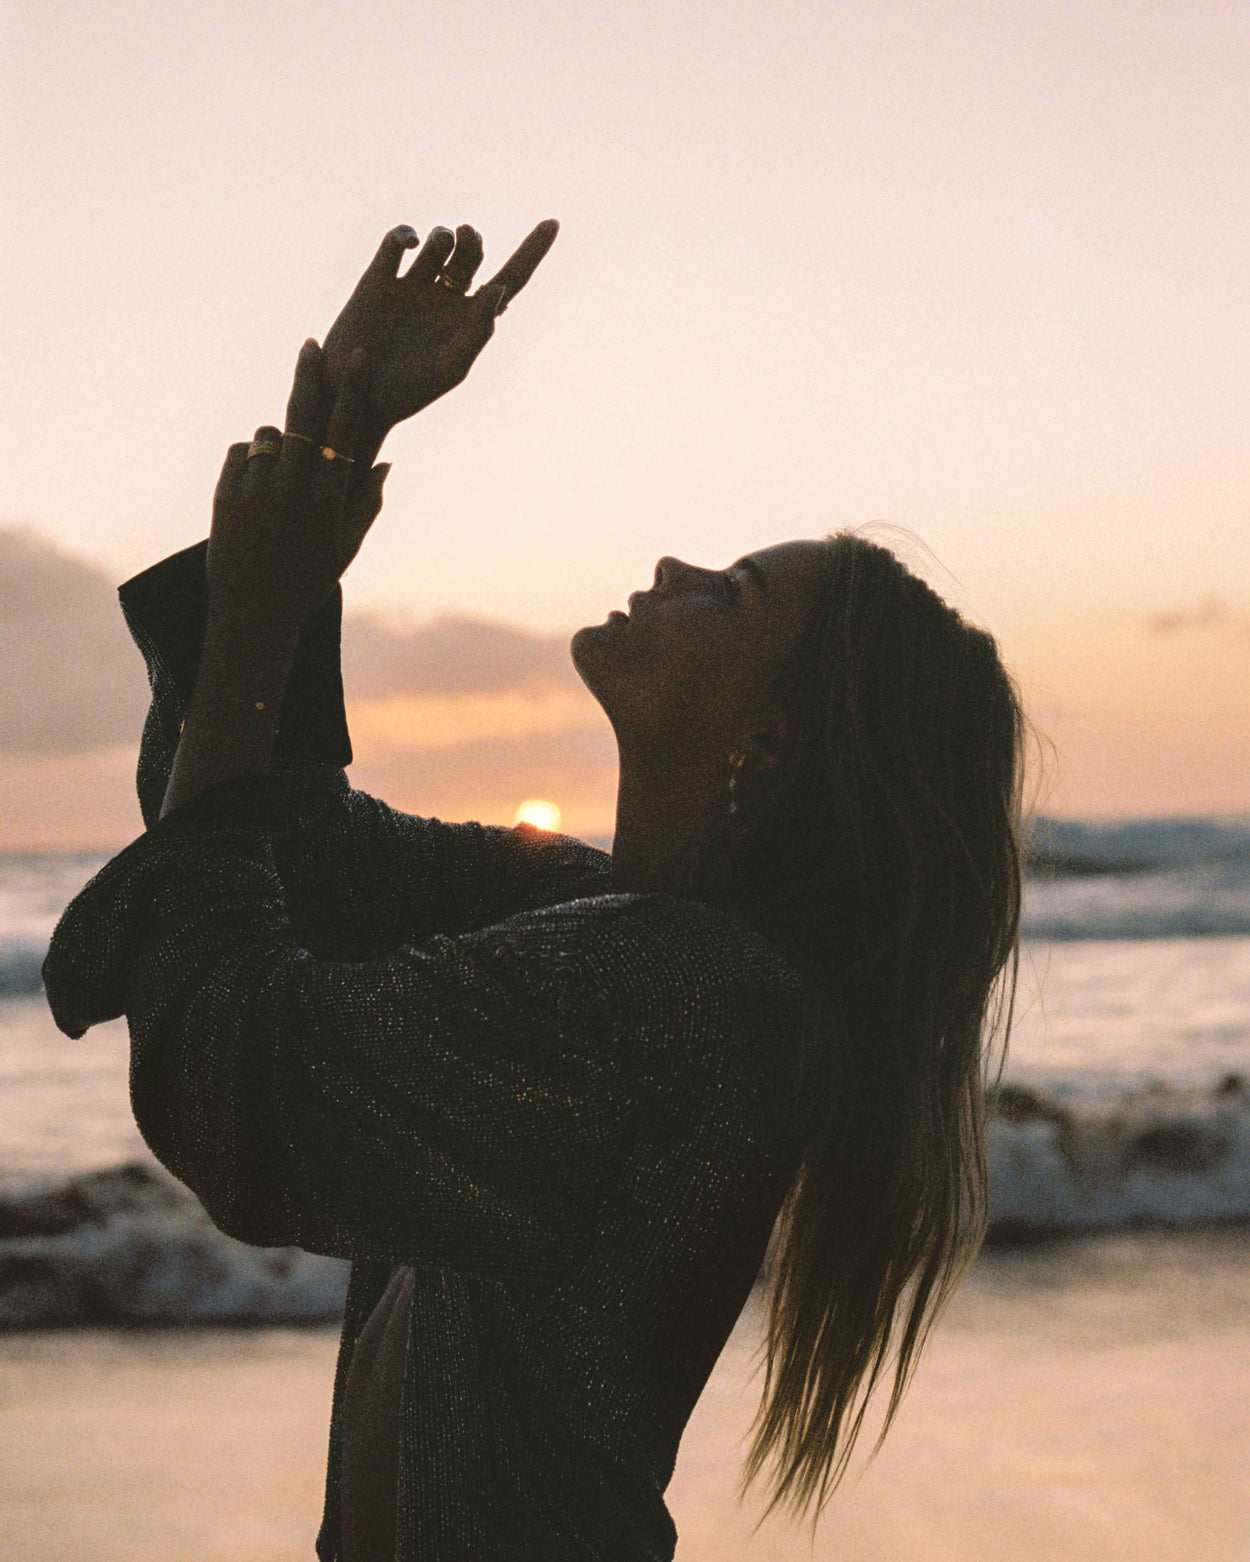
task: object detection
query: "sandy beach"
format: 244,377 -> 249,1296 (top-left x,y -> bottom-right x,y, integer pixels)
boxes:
1,1228 -> 1247,1562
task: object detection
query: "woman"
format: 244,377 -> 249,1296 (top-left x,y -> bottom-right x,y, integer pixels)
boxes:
44,219 -> 1026,1561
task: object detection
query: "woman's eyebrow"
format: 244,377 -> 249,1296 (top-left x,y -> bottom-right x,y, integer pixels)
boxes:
732,557 -> 769,596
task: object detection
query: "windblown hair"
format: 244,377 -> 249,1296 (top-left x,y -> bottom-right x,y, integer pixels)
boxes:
676,529 -> 1028,1529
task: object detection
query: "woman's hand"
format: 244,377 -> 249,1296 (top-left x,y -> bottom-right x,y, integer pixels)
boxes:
319,218 -> 559,447
160,340 -> 386,820
206,339 -> 385,633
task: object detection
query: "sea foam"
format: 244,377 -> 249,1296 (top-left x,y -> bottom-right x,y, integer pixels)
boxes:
0,1162 -> 349,1329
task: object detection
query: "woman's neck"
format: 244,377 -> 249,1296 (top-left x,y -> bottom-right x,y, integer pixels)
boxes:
609,746 -> 722,895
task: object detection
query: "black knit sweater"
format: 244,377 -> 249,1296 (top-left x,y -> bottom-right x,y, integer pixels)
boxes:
42,543 -> 809,1560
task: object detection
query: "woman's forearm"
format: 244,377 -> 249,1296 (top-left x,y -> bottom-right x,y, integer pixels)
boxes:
159,615 -> 302,818
160,340 -> 376,822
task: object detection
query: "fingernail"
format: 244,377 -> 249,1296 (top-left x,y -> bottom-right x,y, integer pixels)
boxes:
395,225 -> 418,244
303,338 -> 319,352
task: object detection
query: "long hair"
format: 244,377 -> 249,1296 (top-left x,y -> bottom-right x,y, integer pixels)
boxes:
675,529 -> 1029,1529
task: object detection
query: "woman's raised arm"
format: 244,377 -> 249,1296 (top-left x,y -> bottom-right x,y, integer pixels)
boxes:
121,222 -> 603,954
158,341 -> 379,818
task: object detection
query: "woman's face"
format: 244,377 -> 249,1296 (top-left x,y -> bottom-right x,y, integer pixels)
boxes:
571,539 -> 828,759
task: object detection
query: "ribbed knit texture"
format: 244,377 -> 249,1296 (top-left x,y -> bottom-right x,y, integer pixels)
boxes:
41,546 -> 809,1560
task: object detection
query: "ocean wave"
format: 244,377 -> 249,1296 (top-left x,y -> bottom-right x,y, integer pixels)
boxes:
1027,814 -> 1250,874
0,1162 -> 348,1329
987,1073 -> 1250,1239
1020,861 -> 1250,939
1,1077 -> 1247,1327
0,939 -> 48,997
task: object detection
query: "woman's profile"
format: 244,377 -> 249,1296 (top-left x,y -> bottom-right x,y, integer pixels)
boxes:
44,217 -> 1026,1561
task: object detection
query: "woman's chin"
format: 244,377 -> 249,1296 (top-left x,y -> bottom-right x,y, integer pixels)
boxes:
569,621 -> 600,676
573,611 -> 625,647
570,617 -> 628,695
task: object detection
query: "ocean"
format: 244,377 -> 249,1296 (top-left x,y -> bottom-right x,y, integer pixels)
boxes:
2,816 -> 1248,1330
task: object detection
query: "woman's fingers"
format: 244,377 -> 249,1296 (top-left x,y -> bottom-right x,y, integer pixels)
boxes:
438,225 -> 484,292
234,423 -> 284,510
361,217 -> 555,298
403,226 -> 456,290
249,425 -> 283,465
284,339 -> 322,437
315,350 -> 374,578
280,339 -> 324,481
476,218 -> 559,309
214,442 -> 251,510
316,349 -> 373,508
323,348 -> 371,451
455,217 -> 559,345
364,224 -> 419,285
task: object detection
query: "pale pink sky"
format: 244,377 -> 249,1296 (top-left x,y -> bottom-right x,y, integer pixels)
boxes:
2,0 -> 1248,838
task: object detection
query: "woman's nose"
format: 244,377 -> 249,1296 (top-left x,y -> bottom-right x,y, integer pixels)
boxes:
654,556 -> 689,590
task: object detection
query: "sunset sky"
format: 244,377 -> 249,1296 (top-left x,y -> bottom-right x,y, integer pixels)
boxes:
2,0 -> 1247,848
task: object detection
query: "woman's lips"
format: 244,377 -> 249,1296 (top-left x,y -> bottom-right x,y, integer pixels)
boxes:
607,589 -> 648,623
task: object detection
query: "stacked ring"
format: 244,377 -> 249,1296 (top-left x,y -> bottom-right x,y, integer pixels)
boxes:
321,447 -> 355,464
283,431 -> 316,446
246,440 -> 281,459
435,272 -> 467,292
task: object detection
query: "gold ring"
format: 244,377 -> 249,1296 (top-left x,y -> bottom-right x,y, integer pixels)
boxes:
246,440 -> 281,459
321,446 -> 355,464
435,272 -> 467,292
283,431 -> 316,445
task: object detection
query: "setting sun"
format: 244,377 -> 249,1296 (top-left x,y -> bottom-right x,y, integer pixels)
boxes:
513,798 -> 563,832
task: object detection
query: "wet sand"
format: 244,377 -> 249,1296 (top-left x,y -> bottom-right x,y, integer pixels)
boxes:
1,1229 -> 1247,1562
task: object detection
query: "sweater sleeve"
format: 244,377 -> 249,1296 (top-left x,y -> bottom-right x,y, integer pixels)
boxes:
41,778 -> 633,1274
118,540 -> 354,828
118,543 -> 613,956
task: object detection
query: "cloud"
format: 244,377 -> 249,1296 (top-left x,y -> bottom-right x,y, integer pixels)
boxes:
339,603 -> 607,766
0,526 -> 617,841
341,610 -> 580,698
1144,596 -> 1246,636
0,525 -> 600,753
0,527 -> 149,753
